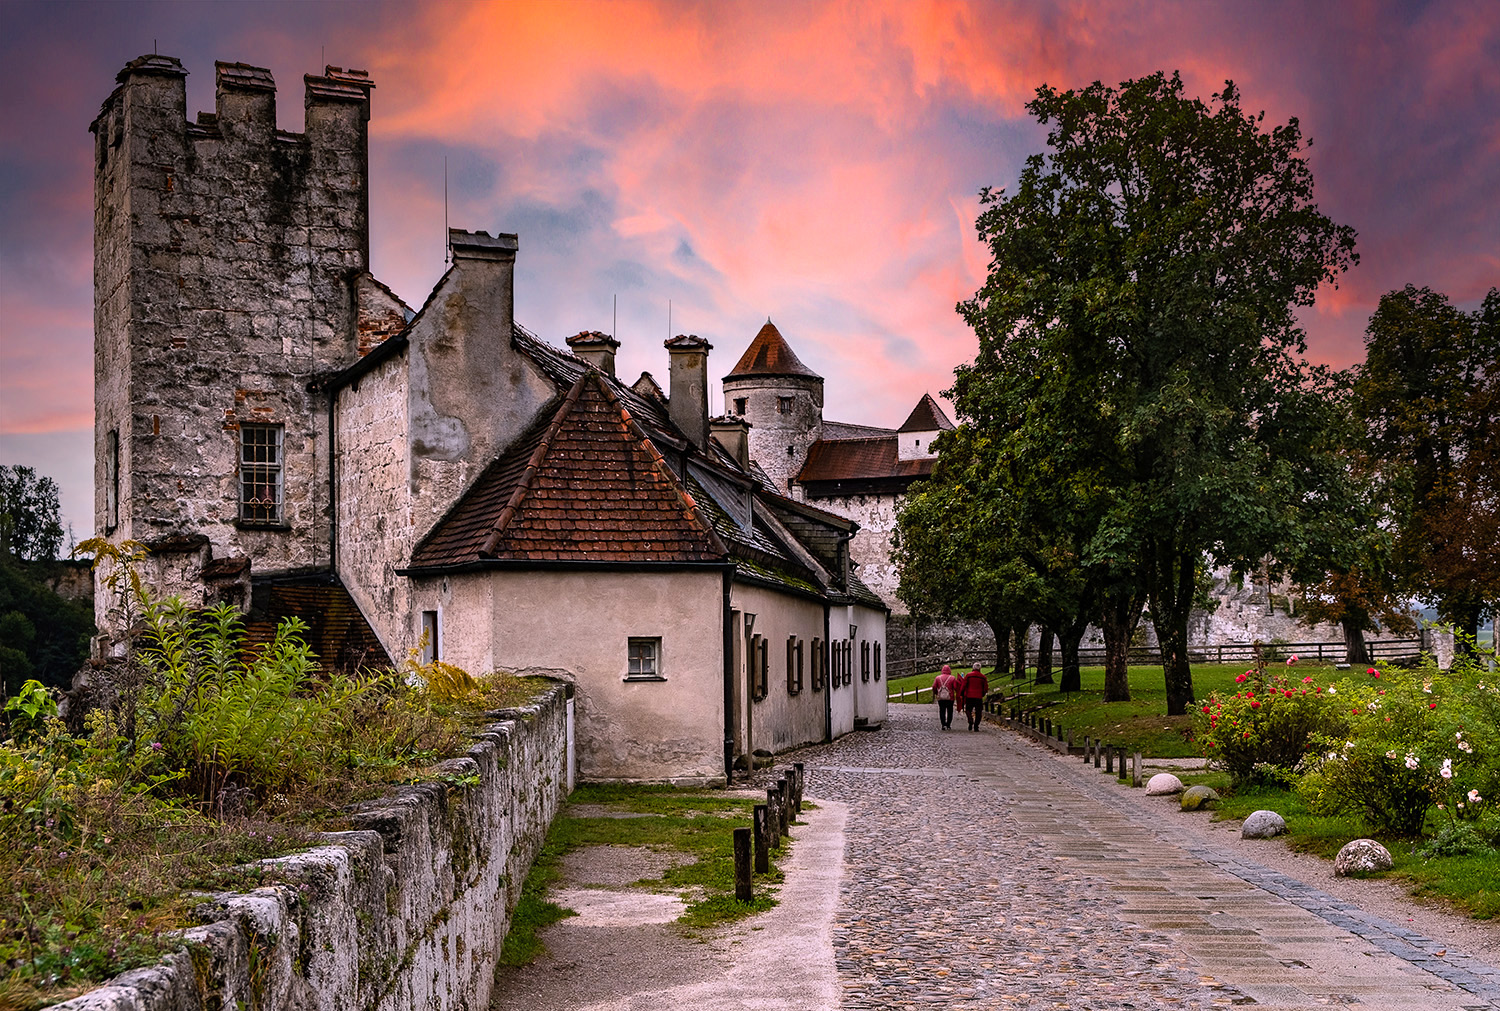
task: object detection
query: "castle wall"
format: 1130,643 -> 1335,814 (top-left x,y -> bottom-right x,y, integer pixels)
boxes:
333,349 -> 413,660
806,490 -> 903,612
91,57 -> 373,632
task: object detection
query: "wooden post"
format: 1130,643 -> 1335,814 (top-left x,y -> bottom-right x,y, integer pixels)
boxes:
753,804 -> 770,873
1094,742 -> 1102,768
1132,752 -> 1143,787
1117,748 -> 1129,781
734,827 -> 753,901
766,787 -> 781,849
1105,746 -> 1114,773
779,775 -> 793,832
793,762 -> 805,813
1067,728 -> 1074,749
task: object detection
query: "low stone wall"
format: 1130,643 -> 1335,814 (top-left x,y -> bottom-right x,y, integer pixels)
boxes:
55,683 -> 571,1011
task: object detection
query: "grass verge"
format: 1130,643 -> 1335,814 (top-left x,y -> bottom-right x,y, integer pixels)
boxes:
501,784 -> 783,966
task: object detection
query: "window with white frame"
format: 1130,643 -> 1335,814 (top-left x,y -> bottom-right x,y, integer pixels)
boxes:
626,637 -> 663,680
239,424 -> 284,524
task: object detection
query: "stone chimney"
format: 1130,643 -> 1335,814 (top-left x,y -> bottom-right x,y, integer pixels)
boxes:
447,229 -> 517,328
566,330 -> 620,377
665,334 -> 712,450
710,416 -> 751,471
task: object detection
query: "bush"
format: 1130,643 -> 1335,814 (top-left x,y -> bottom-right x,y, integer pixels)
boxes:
1299,649 -> 1499,837
1196,657 -> 1337,785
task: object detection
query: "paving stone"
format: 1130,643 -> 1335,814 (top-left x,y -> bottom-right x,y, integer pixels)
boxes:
765,704 -> 1500,1009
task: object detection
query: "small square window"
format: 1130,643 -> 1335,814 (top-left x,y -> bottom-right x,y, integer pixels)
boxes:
627,637 -> 663,680
734,397 -> 747,416
777,396 -> 794,414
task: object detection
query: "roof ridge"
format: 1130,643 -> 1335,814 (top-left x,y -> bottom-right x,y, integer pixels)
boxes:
593,376 -> 729,558
479,375 -> 588,557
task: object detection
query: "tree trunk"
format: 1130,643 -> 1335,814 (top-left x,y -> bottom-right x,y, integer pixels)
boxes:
1058,617 -> 1088,693
1034,625 -> 1054,684
1343,618 -> 1369,667
1149,547 -> 1198,716
1100,591 -> 1143,702
1442,600 -> 1483,663
987,618 -> 1011,677
1012,622 -> 1030,679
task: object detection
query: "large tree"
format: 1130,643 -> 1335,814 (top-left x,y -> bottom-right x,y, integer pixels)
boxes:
1356,286 -> 1500,651
954,72 -> 1358,714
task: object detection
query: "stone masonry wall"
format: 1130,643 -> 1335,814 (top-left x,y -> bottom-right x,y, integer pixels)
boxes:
334,349 -> 413,659
808,490 -> 903,612
53,683 -> 570,1011
91,56 -> 374,637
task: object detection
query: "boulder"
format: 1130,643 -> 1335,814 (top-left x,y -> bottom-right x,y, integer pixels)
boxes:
1334,838 -> 1393,876
1180,785 -> 1220,811
1241,810 -> 1287,839
1145,773 -> 1184,796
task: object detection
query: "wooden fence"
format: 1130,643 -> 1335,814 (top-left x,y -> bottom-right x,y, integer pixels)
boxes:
887,636 -> 1427,697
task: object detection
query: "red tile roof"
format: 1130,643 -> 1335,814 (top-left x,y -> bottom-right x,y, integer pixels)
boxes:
410,371 -> 726,568
796,436 -> 934,486
724,320 -> 821,381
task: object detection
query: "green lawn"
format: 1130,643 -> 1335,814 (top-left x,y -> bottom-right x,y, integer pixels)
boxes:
501,784 -> 784,965
890,660 -> 1346,757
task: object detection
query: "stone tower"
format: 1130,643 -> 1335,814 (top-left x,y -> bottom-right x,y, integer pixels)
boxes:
721,320 -> 824,495
91,55 -> 375,627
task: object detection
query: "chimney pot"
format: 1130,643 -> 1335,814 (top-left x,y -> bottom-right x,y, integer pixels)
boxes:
566,330 -> 620,377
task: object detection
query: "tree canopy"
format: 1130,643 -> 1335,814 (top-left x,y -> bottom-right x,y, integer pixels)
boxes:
0,465 -> 65,563
949,71 -> 1358,714
1355,285 -> 1500,647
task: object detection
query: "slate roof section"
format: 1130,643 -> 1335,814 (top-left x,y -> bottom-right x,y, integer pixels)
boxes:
822,419 -> 895,440
242,576 -> 390,670
724,320 -> 822,381
898,393 -> 955,433
409,371 -> 725,569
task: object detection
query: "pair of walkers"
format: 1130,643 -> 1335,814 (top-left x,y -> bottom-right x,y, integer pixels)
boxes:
932,663 -> 988,731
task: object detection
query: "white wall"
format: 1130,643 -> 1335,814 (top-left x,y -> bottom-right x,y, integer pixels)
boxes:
418,568 -> 728,784
733,582 -> 829,757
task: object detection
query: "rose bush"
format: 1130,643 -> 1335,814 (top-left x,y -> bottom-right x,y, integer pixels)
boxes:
1298,649 -> 1498,837
1195,659 -> 1338,785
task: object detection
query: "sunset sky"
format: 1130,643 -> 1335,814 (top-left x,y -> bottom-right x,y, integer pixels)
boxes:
2,0 -> 1497,541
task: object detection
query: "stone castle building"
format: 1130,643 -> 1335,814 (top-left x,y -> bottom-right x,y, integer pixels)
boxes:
722,321 -> 954,614
91,55 -> 887,784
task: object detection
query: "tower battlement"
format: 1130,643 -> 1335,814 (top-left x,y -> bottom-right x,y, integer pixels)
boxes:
91,54 -> 378,632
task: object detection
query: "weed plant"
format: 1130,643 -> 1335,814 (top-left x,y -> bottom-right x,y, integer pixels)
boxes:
1,578 -> 551,1009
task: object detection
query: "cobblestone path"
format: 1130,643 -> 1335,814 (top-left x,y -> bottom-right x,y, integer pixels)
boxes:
803,705 -> 1500,1010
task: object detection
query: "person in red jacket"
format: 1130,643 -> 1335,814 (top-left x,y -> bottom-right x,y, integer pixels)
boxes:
932,664 -> 962,730
960,663 -> 989,731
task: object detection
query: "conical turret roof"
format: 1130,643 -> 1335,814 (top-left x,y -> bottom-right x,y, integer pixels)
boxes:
897,393 -> 955,433
724,320 -> 822,381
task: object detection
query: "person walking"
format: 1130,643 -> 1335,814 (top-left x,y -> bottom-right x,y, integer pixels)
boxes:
961,663 -> 989,731
932,664 -> 961,730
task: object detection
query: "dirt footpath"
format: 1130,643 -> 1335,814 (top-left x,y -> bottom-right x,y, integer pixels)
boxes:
489,798 -> 847,1011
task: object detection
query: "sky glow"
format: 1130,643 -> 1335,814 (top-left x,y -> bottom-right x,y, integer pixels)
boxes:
1,0 -> 1496,540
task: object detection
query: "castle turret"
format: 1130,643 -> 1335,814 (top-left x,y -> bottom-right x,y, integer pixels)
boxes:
90,55 -> 375,639
721,320 -> 824,494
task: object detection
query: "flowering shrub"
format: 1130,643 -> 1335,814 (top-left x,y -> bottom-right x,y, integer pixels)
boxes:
1298,649 -> 1499,837
1196,660 -> 1338,785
